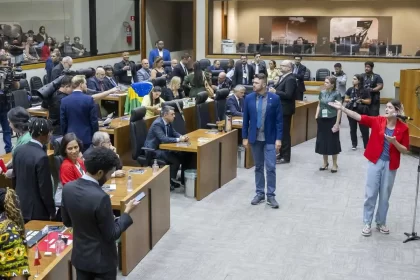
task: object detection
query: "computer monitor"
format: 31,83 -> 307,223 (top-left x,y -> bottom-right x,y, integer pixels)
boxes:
388,45 -> 403,55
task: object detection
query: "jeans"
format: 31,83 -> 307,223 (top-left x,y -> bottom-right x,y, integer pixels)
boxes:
0,110 -> 12,153
250,141 -> 276,197
363,159 -> 397,225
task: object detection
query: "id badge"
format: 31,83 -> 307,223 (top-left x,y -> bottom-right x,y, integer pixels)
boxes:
321,109 -> 328,118
127,70 -> 132,77
243,73 -> 247,79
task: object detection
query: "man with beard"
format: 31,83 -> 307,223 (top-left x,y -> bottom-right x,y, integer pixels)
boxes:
149,40 -> 171,67
60,75 -> 98,152
61,147 -> 138,280
51,56 -> 72,81
361,61 -> 383,116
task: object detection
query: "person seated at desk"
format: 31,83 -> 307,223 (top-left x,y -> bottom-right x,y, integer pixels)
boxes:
61,147 -> 138,280
60,133 -> 86,186
13,118 -> 56,222
0,187 -> 30,279
144,106 -> 189,190
226,85 -> 245,117
84,131 -> 125,178
208,60 -> 221,71
1,107 -> 31,179
212,72 -> 232,91
142,86 -> 165,118
86,67 -> 120,101
60,75 -> 99,152
136,59 -> 152,82
163,76 -> 184,101
103,65 -> 118,90
165,59 -> 178,78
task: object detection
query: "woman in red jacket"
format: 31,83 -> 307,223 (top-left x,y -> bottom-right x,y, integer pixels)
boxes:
60,133 -> 86,186
41,37 -> 53,60
329,99 -> 409,236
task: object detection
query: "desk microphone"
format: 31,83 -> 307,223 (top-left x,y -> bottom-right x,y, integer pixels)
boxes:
395,114 -> 414,121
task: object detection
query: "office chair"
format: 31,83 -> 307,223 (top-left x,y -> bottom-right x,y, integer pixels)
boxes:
219,60 -> 230,72
304,69 -> 311,81
129,107 -> 165,167
19,79 -> 31,92
162,100 -> 186,135
316,69 -> 331,81
163,61 -> 171,68
243,85 -> 254,95
199,59 -> 211,71
30,76 -> 43,95
195,91 -> 213,129
214,89 -> 230,121
12,90 -> 31,109
153,76 -> 167,88
247,44 -> 258,53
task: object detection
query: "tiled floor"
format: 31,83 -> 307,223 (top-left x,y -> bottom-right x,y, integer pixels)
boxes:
117,109 -> 420,280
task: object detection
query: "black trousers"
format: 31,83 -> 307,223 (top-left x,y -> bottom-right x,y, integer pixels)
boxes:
348,116 -> 369,148
76,268 -> 117,280
369,92 -> 380,116
296,91 -> 304,101
156,150 -> 189,183
279,114 -> 292,161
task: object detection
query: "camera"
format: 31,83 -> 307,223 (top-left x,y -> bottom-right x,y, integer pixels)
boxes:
345,97 -> 360,109
0,66 -> 27,92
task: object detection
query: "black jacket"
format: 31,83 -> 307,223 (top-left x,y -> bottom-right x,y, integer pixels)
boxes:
13,142 -> 55,221
172,63 -> 189,84
232,63 -> 255,87
62,177 -> 133,273
51,63 -> 64,82
273,73 -> 297,116
144,117 -> 181,150
113,60 -> 138,85
293,64 -> 307,93
41,90 -> 67,135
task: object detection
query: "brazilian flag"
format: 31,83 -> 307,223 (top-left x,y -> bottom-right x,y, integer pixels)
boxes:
124,81 -> 154,115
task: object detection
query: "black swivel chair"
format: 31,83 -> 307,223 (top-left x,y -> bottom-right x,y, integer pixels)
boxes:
12,90 -> 31,109
162,100 -> 186,135
214,89 -> 230,121
163,61 -> 171,68
195,91 -> 213,129
153,76 -> 167,88
316,69 -> 331,81
243,85 -> 254,95
304,69 -> 311,81
199,59 -> 211,71
219,60 -> 230,72
19,79 -> 30,92
30,76 -> 43,96
129,107 -> 165,167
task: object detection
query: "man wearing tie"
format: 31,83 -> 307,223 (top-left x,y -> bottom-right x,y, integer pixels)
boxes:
252,52 -> 268,77
144,106 -> 190,190
226,85 -> 245,117
172,53 -> 191,84
232,55 -> 255,87
86,67 -> 119,101
293,56 -> 307,101
243,74 -> 283,209
269,60 -> 297,164
103,65 -> 118,90
136,59 -> 152,82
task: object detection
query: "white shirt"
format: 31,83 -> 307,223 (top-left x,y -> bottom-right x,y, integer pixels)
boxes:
158,50 -> 163,57
30,139 -> 43,148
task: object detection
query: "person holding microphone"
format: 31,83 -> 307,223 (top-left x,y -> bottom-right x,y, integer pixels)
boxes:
328,99 -> 409,236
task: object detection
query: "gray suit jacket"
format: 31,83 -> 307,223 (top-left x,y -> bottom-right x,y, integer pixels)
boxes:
136,68 -> 151,82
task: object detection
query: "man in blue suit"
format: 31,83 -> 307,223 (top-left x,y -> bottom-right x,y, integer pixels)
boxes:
226,85 -> 245,117
60,75 -> 99,152
149,40 -> 171,68
242,73 -> 283,208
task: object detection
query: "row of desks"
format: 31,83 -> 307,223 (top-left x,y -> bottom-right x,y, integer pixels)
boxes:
25,165 -> 170,279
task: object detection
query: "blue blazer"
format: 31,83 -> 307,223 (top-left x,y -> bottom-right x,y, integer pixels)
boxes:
149,49 -> 171,67
226,95 -> 243,117
242,92 -> 283,144
87,77 -> 104,92
60,91 -> 99,147
144,117 -> 181,150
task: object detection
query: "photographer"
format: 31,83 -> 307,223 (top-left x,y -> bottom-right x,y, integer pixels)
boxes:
41,75 -> 73,143
361,61 -> 383,116
344,74 -> 371,150
0,55 -> 16,153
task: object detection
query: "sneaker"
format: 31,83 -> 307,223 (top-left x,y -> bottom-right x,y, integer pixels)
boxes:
361,224 -> 372,236
376,224 -> 390,234
352,146 -> 356,151
251,195 -> 265,205
267,196 -> 279,209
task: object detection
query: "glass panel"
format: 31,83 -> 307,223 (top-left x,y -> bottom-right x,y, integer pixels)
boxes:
0,0 -> 91,65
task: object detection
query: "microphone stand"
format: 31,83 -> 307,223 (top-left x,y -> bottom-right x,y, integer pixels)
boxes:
404,121 -> 420,243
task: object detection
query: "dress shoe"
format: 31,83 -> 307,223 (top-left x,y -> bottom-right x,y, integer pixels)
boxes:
276,158 -> 290,164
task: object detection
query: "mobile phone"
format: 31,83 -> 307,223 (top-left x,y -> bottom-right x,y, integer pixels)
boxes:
134,192 -> 146,202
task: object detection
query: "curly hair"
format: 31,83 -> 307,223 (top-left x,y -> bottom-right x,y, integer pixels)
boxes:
4,188 -> 25,238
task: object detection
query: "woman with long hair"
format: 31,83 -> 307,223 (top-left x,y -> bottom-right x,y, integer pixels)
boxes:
344,74 -> 371,150
164,76 -> 184,101
182,61 -> 206,98
315,76 -> 342,173
141,86 -> 165,118
0,187 -> 30,279
41,37 -> 54,60
329,99 -> 409,236
150,56 -> 167,80
60,133 -> 86,186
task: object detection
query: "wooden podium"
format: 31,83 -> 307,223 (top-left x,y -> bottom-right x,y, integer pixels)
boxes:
400,69 -> 420,147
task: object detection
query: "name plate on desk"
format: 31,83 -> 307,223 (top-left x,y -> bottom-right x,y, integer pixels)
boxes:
176,142 -> 191,147
197,137 -> 212,143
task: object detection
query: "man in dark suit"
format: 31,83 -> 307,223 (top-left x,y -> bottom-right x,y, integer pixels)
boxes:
232,55 -> 255,87
164,59 -> 178,78
251,52 -> 268,77
13,118 -> 55,222
51,56 -> 72,81
113,52 -> 138,87
103,65 -> 118,90
243,74 -> 282,209
226,85 -> 245,117
149,40 -> 171,67
292,55 -> 307,101
172,53 -> 191,84
62,147 -> 138,280
269,60 -> 297,164
144,106 -> 189,190
60,75 -> 99,151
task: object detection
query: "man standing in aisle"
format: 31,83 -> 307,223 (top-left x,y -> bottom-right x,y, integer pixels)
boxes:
242,74 -> 283,209
293,56 -> 307,101
361,61 -> 383,116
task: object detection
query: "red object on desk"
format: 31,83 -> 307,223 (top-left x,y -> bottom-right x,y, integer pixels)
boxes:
37,231 -> 73,252
0,159 -> 7,173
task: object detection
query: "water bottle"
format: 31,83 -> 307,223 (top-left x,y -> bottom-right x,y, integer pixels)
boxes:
303,96 -> 307,102
55,234 -> 65,256
152,159 -> 159,174
126,175 -> 133,192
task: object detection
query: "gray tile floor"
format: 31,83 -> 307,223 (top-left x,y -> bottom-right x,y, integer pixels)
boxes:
117,108 -> 420,280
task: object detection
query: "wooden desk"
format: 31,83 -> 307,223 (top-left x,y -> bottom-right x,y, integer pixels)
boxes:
26,221 -> 73,280
102,94 -> 127,117
27,107 -> 49,118
107,166 -> 170,275
160,129 -> 237,200
304,81 -> 324,86
394,81 -> 400,100
183,101 -> 216,133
